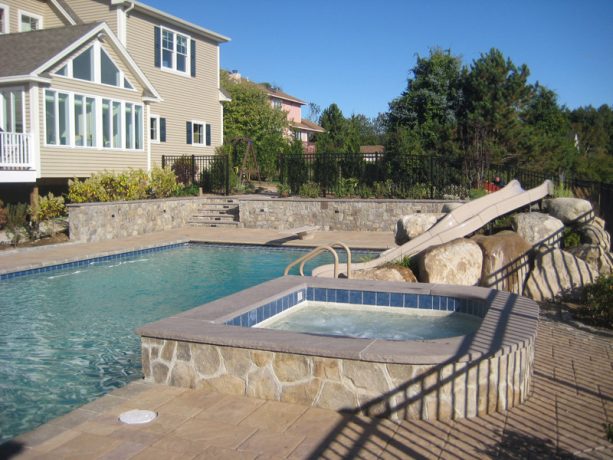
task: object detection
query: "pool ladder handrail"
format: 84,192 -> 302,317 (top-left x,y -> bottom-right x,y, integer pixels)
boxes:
284,242 -> 352,278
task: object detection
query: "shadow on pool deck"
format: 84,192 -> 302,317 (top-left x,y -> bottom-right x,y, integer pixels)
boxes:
2,309 -> 611,459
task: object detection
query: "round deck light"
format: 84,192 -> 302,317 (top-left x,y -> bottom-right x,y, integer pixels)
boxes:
119,409 -> 157,424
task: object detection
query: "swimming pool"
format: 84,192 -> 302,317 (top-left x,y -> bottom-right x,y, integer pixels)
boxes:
0,243 -> 369,443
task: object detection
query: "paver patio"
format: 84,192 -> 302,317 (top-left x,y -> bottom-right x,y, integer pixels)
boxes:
1,228 -> 612,458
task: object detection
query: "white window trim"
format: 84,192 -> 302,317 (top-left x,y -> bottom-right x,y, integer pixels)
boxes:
0,86 -> 26,133
53,42 -> 136,92
43,88 -> 144,152
150,114 -> 160,144
190,120 -> 212,147
18,9 -> 43,32
159,25 -> 191,77
0,3 -> 10,34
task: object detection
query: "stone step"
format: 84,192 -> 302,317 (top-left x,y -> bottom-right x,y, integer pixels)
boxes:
204,198 -> 240,205
188,221 -> 240,228
197,204 -> 239,212
190,215 -> 238,223
194,208 -> 239,216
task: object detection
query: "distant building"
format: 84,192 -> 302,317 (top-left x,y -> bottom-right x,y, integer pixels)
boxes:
359,145 -> 385,154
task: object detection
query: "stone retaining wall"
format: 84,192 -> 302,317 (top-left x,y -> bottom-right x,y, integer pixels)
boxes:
68,197 -> 208,242
141,337 -> 533,421
240,198 -> 451,232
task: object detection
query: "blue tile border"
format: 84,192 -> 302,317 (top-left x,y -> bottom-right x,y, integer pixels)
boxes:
0,242 -> 188,281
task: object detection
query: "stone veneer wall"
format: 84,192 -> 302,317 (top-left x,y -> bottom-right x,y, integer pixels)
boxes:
239,199 -> 452,232
141,337 -> 534,421
68,197 -> 209,242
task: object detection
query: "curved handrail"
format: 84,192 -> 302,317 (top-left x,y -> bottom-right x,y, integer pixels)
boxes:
284,242 -> 353,278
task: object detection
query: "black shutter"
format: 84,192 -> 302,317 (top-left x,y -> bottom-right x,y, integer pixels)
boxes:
154,26 -> 161,68
159,117 -> 166,142
205,123 -> 211,146
186,121 -> 192,144
190,39 -> 196,77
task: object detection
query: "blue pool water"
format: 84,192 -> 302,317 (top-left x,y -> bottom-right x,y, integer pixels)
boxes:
0,244 -> 367,442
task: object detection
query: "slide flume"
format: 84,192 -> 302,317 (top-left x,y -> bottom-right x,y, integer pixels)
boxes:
311,179 -> 554,278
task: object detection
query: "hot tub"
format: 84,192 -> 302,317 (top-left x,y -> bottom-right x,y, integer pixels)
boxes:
137,276 -> 538,421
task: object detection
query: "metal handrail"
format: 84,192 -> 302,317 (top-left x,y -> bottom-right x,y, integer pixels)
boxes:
283,242 -> 352,279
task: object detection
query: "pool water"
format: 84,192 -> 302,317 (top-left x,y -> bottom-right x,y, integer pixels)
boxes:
0,244 -> 368,443
260,302 -> 482,340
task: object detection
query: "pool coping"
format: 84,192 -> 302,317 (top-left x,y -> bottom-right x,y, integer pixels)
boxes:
137,276 -> 539,365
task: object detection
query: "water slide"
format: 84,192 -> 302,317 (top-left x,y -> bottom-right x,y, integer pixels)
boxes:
311,179 -> 554,278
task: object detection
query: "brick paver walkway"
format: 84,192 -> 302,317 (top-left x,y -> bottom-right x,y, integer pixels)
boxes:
2,310 -> 611,459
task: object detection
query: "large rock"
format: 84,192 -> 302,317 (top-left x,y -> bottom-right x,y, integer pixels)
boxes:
395,213 -> 442,246
566,244 -> 613,276
525,248 -> 597,301
511,212 -> 564,247
472,231 -> 532,294
577,223 -> 611,251
351,266 -> 417,282
545,198 -> 593,224
418,238 -> 483,286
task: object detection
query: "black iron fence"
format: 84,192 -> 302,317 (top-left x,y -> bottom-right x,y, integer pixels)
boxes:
162,154 -> 230,195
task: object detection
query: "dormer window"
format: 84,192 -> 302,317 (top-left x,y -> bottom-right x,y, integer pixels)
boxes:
58,42 -> 135,90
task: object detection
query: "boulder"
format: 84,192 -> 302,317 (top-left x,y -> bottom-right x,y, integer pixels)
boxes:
351,266 -> 417,283
395,213 -> 442,246
577,223 -> 611,251
524,248 -> 597,301
566,244 -> 613,276
594,216 -> 606,229
544,198 -> 593,224
442,202 -> 464,213
38,219 -> 69,238
511,212 -> 564,247
418,238 -> 483,286
472,231 -> 532,294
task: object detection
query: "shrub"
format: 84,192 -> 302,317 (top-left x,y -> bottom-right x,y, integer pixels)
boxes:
562,227 -> 581,248
0,200 -> 7,229
334,178 -> 359,198
576,274 -> 613,327
34,193 -> 66,221
554,182 -> 574,198
469,188 -> 487,199
149,166 -> 180,198
298,181 -> 320,198
372,180 -> 394,198
171,155 -> 197,185
5,203 -> 29,246
174,184 -> 200,197
277,183 -> 290,197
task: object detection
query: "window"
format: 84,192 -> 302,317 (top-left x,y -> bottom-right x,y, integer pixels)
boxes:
45,90 -> 69,145
272,98 -> 283,110
294,130 -> 302,140
44,90 -> 143,150
0,5 -> 8,34
0,88 -> 25,133
73,47 -> 93,81
56,65 -> 68,76
150,115 -> 159,143
156,26 -> 194,76
186,121 -> 211,146
19,11 -> 42,32
100,49 -> 120,86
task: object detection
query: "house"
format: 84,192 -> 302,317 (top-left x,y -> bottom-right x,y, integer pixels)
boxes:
262,85 -> 324,153
227,72 -> 324,153
0,0 -> 229,198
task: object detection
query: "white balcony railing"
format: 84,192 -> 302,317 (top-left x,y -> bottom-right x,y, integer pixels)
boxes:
0,132 -> 34,169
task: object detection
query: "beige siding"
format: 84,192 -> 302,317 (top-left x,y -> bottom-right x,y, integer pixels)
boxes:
3,0 -> 66,32
65,0 -> 117,33
126,10 -> 222,167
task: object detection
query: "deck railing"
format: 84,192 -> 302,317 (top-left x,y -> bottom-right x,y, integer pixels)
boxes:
0,132 -> 34,169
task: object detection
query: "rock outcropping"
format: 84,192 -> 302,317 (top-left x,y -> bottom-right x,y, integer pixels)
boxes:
418,238 -> 483,285
512,212 -> 564,247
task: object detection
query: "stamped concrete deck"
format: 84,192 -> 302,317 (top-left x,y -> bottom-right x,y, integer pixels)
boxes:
1,229 -> 612,458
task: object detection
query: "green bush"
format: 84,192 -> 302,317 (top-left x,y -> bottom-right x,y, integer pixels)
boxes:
372,180 -> 394,198
5,203 -> 29,246
68,167 -> 179,203
577,274 -> 613,327
174,184 -> 200,197
298,181 -> 321,198
554,182 -> 574,198
0,199 -> 7,229
469,188 -> 487,199
34,193 -> 66,221
277,183 -> 290,197
562,227 -> 581,248
334,178 -> 359,198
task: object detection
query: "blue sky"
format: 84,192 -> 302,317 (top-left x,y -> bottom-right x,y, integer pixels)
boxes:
146,0 -> 613,119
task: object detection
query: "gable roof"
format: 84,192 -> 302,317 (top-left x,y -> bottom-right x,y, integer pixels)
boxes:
0,23 -> 99,78
0,22 -> 161,101
261,86 -> 305,105
291,119 -> 325,133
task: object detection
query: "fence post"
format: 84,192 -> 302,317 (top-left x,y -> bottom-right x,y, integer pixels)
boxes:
161,155 -> 166,169
429,154 -> 434,199
225,154 -> 230,196
191,155 -> 196,185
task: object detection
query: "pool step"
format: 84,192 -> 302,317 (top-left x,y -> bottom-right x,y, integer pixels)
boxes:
188,199 -> 240,228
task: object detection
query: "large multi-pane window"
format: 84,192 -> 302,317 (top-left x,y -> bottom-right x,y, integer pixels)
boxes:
160,27 -> 190,74
0,88 -> 24,133
45,90 -> 142,150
